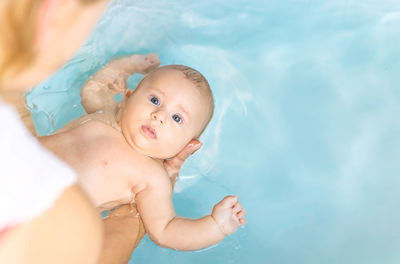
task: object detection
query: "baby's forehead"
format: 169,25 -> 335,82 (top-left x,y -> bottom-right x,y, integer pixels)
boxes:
142,68 -> 197,92
139,65 -> 214,110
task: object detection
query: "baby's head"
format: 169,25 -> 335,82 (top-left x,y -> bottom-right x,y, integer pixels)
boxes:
119,65 -> 214,159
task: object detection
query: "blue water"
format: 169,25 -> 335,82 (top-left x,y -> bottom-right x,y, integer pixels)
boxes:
27,0 -> 400,263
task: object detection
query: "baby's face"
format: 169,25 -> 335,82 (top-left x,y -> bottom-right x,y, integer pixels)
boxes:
119,68 -> 212,159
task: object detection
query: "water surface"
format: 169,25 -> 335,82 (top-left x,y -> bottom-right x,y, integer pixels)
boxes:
28,0 -> 400,263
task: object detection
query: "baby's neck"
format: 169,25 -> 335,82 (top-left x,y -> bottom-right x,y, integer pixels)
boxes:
131,145 -> 165,167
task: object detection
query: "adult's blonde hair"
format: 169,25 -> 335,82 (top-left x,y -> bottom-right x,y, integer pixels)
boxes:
0,0 -> 41,88
0,0 -> 98,90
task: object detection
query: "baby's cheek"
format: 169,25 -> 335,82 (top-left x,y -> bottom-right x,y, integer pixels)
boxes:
157,141 -> 180,159
169,143 -> 185,158
174,132 -> 191,146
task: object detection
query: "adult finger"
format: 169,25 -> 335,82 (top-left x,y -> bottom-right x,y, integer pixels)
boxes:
164,139 -> 202,178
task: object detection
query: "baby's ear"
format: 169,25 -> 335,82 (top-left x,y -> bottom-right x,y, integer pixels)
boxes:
125,89 -> 134,97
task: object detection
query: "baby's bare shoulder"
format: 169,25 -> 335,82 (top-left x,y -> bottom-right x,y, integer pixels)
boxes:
66,118 -> 116,139
130,159 -> 172,193
77,118 -> 110,132
55,113 -> 111,135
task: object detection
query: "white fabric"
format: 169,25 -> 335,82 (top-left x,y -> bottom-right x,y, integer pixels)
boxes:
0,101 -> 76,228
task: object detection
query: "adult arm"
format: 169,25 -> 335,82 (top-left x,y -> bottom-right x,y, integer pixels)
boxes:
0,185 -> 103,264
98,205 -> 145,264
0,102 -> 103,263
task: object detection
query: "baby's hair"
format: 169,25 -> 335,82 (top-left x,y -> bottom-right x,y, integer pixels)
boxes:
161,65 -> 214,113
163,65 -> 209,91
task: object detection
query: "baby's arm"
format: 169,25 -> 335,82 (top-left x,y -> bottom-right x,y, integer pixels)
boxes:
80,54 -> 160,114
135,173 -> 246,251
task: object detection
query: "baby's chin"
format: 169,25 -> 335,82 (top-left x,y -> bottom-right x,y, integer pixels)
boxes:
144,151 -> 176,161
124,133 -> 179,160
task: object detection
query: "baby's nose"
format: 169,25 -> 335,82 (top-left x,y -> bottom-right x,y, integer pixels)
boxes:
151,110 -> 166,124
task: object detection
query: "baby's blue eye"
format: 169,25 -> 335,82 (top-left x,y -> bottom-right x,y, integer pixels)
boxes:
172,114 -> 182,124
150,96 -> 159,105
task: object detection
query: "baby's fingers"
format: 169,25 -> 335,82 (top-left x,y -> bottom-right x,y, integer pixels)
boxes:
237,208 -> 246,219
235,207 -> 246,226
232,203 -> 242,214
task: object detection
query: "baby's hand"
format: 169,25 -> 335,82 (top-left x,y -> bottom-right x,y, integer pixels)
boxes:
211,195 -> 246,235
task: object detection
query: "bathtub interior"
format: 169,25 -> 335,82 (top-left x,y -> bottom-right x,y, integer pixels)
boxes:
27,0 -> 400,263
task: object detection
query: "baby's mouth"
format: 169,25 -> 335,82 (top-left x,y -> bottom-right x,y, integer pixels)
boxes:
141,125 -> 157,139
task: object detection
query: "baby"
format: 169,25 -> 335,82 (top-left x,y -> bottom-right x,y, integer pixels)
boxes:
40,54 -> 246,251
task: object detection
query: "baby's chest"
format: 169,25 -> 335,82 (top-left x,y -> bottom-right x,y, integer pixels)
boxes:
72,128 -> 164,189
76,141 -> 137,201
78,139 -> 131,176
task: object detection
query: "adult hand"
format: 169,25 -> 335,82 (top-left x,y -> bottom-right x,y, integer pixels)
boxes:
164,139 -> 202,186
100,204 -> 145,264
